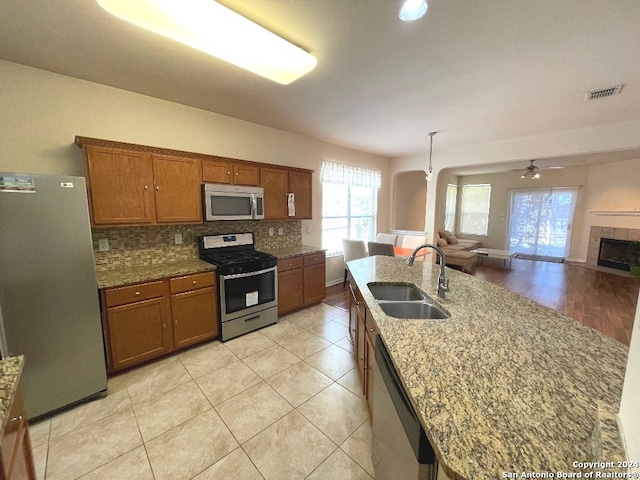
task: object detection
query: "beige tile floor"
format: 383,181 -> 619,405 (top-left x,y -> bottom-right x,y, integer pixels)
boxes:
29,303 -> 375,480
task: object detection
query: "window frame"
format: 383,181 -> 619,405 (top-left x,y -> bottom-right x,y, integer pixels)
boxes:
321,161 -> 380,257
459,183 -> 492,236
444,183 -> 458,233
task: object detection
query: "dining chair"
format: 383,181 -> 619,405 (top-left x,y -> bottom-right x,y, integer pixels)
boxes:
342,239 -> 367,287
401,234 -> 428,261
368,241 -> 395,257
375,233 -> 398,245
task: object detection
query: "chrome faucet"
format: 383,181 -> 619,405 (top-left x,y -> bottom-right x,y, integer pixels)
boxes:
406,243 -> 450,299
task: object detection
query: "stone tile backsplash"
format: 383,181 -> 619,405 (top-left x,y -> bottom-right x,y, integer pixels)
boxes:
92,220 -> 302,272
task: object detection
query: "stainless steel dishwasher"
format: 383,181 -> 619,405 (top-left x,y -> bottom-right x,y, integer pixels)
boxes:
372,334 -> 438,480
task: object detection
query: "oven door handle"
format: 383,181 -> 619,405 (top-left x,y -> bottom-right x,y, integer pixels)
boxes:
220,266 -> 276,281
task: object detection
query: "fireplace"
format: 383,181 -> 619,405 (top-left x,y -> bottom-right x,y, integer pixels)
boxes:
598,238 -> 639,271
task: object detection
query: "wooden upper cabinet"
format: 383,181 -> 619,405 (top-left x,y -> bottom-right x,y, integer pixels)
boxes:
152,155 -> 202,223
288,170 -> 312,219
202,159 -> 233,184
202,159 -> 260,186
84,146 -> 155,225
233,163 -> 260,186
261,167 -> 289,219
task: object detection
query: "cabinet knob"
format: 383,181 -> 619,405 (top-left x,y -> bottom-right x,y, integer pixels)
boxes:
135,291 -> 140,296
192,280 -> 197,285
235,172 -> 238,176
163,323 -> 166,328
174,320 -> 178,325
144,185 -> 148,190
156,185 -> 160,191
227,171 -> 231,175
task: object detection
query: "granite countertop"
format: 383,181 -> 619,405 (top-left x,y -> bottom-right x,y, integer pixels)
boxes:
347,256 -> 629,480
261,245 -> 325,260
0,356 -> 25,433
96,259 -> 215,289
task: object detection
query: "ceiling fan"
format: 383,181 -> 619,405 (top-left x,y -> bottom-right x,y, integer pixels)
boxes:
510,160 -> 563,179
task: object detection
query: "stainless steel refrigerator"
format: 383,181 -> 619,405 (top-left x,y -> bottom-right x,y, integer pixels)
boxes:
0,173 -> 107,419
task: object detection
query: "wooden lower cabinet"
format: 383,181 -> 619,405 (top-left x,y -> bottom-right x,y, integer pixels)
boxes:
277,252 -> 325,315
303,253 -> 326,305
101,272 -> 219,372
170,273 -> 218,349
1,389 -> 36,480
277,257 -> 304,315
348,279 -> 377,415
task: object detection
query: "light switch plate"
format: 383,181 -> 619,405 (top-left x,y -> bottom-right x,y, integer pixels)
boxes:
269,228 -> 274,236
174,233 -> 183,245
278,227 -> 283,236
98,239 -> 109,251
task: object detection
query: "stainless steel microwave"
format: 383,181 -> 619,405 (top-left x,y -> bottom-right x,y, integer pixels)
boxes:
203,184 -> 264,221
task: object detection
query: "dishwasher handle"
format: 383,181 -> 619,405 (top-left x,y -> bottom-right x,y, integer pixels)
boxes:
375,334 -> 435,464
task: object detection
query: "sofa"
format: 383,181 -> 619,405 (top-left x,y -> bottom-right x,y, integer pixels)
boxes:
435,230 -> 481,271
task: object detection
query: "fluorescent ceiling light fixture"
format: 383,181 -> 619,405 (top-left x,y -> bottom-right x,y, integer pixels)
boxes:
399,0 -> 429,22
97,0 -> 317,85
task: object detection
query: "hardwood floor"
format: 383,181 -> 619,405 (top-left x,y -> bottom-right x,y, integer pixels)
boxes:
324,259 -> 640,346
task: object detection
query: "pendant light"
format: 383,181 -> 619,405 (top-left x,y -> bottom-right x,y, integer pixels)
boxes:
426,131 -> 437,181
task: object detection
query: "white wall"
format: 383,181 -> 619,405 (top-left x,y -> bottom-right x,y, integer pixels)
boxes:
0,60 -> 391,285
619,292 -> 640,471
393,170 -> 426,231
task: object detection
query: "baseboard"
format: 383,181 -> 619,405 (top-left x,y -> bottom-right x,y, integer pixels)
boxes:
326,278 -> 343,287
565,257 -> 586,263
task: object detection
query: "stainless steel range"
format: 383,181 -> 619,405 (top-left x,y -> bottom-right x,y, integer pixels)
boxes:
198,233 -> 278,341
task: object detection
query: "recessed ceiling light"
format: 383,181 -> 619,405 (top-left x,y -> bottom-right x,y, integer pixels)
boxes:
399,0 -> 429,22
97,0 -> 317,85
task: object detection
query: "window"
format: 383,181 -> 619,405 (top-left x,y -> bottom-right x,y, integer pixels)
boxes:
444,184 -> 457,232
321,161 -> 381,255
460,184 -> 491,235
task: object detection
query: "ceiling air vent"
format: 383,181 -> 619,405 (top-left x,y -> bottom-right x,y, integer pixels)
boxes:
584,84 -> 624,101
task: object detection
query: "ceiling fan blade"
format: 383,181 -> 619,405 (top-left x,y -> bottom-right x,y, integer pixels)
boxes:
537,166 -> 564,170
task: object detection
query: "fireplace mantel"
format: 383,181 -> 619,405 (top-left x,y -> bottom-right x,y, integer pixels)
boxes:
587,210 -> 640,216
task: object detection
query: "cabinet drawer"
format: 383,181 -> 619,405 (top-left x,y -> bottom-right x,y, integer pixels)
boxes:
170,272 -> 216,294
304,252 -> 325,267
278,256 -> 303,272
104,281 -> 167,307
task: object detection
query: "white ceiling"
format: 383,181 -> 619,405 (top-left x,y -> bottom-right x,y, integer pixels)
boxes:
1,0 -> 639,161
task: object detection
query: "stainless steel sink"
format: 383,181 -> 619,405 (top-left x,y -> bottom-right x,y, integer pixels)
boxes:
367,282 -> 450,320
368,284 -> 425,301
377,301 -> 449,320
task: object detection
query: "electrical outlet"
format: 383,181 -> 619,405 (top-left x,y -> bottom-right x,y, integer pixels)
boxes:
307,226 -> 311,233
98,239 -> 109,252
269,228 -> 274,236
174,233 -> 183,245
278,227 -> 283,236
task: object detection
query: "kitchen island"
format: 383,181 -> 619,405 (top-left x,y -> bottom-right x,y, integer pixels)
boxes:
347,255 -> 628,480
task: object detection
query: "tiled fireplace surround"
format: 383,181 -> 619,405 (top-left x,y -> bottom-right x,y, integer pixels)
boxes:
587,226 -> 640,267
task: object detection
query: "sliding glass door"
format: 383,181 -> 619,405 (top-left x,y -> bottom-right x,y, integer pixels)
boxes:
507,187 -> 579,258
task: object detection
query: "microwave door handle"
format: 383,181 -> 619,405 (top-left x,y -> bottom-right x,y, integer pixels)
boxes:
250,194 -> 256,218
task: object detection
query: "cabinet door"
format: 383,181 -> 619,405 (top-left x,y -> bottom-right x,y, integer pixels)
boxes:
278,268 -> 304,315
303,253 -> 325,306
233,163 -> 260,186
202,159 -> 232,184
365,329 -> 375,415
0,389 -> 36,480
84,146 -> 155,225
288,170 -> 312,219
107,297 -> 172,371
152,155 -> 203,223
261,168 -> 288,219
355,309 -> 366,390
171,286 -> 218,349
303,263 -> 326,305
